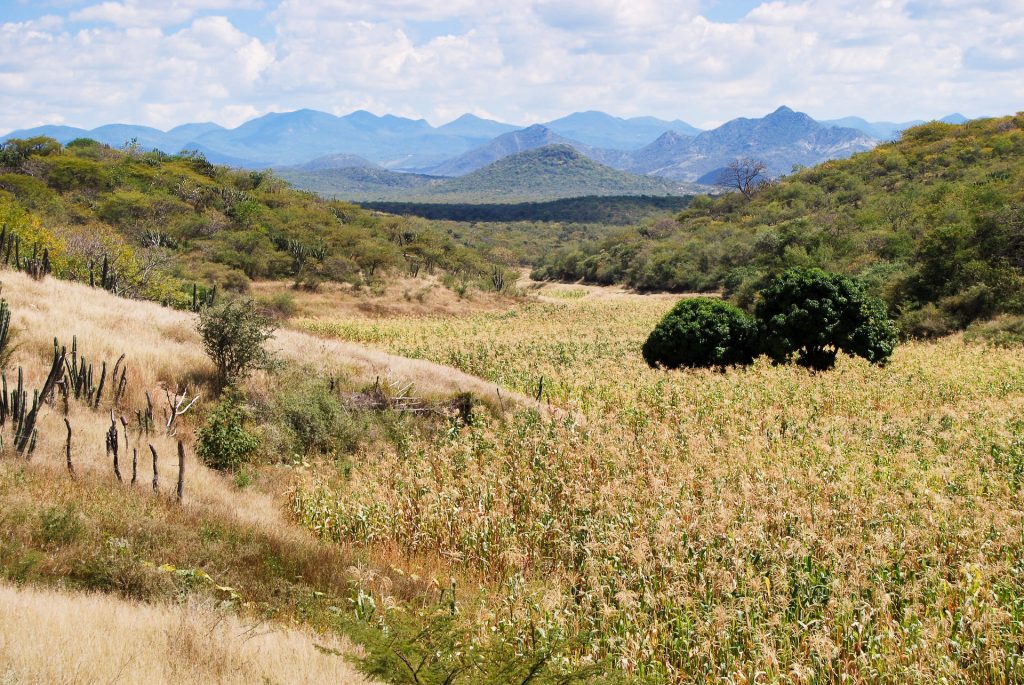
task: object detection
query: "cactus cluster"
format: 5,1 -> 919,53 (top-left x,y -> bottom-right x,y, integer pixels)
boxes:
191,282 -> 217,312
0,226 -> 52,281
0,345 -> 64,456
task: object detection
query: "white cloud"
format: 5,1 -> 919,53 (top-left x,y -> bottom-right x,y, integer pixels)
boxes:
1,0 -> 1023,134
70,0 -> 263,27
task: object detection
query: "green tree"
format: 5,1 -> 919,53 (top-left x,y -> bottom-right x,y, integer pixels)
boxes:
197,298 -> 276,386
642,297 -> 757,369
755,267 -> 898,371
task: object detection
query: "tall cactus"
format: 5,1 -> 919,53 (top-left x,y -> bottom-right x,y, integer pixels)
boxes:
0,298 -> 12,369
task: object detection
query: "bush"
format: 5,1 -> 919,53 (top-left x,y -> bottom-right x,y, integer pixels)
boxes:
642,298 -> 757,369
755,267 -> 898,370
196,391 -> 260,471
964,315 -> 1024,347
274,379 -> 362,456
197,298 -> 276,386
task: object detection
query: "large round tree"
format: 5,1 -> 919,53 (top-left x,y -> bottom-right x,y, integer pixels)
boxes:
642,297 -> 758,369
755,267 -> 898,371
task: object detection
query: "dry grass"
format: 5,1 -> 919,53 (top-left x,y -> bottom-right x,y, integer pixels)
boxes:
0,582 -> 376,685
294,294 -> 1024,683
0,270 -> 530,524
0,270 -> 532,684
251,273 -> 515,320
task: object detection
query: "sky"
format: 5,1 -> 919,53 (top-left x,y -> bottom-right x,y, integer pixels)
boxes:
0,0 -> 1022,133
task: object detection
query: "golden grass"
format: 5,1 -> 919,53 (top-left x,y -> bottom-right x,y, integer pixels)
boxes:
294,294 -> 1024,683
0,582 -> 376,685
0,270 -> 535,683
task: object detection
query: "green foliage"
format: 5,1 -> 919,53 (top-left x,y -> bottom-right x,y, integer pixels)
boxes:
532,115 -> 1024,332
0,136 -> 61,168
755,267 -> 899,370
964,315 -> 1024,347
642,297 -> 757,369
197,298 -> 276,386
196,390 -> 261,471
360,195 -> 692,224
0,136 -> 516,302
271,376 -> 362,457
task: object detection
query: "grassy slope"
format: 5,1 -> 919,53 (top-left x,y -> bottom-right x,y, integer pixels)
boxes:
0,269 -> 542,684
295,283 -> 1024,683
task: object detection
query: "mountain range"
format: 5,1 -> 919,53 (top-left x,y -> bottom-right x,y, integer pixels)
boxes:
397,106 -> 876,182
1,109 -> 702,169
2,106 -> 976,202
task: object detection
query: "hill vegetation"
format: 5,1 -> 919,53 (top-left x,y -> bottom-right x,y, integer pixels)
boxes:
533,114 -> 1024,335
0,136 -> 510,304
359,195 -> 692,224
282,145 -> 701,203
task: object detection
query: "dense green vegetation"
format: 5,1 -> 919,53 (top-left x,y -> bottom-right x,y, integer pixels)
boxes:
533,115 -> 1024,334
641,297 -> 756,369
0,136 -> 509,305
643,268 -> 898,371
754,267 -> 898,370
360,195 -> 692,225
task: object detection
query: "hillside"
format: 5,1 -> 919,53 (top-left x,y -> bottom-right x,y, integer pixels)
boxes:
288,152 -> 381,171
281,145 -> 705,202
275,166 -> 441,197
359,194 -> 693,224
415,145 -> 698,202
426,124 -> 583,176
0,136 -> 510,302
533,113 -> 1024,334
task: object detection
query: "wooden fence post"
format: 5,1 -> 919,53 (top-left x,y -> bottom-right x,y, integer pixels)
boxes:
149,444 -> 158,492
63,417 -> 74,478
176,441 -> 185,504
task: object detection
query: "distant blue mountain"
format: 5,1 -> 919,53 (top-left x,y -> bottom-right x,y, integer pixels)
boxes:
543,111 -> 701,149
622,106 -> 877,181
436,113 -> 519,139
940,113 -> 970,124
822,113 -> 978,141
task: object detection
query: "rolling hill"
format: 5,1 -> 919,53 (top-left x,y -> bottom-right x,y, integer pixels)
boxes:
426,124 -> 585,176
280,145 -> 702,202
413,145 -> 700,201
275,166 -> 441,197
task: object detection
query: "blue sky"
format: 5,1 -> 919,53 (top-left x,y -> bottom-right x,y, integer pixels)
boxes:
1,0 -> 1022,132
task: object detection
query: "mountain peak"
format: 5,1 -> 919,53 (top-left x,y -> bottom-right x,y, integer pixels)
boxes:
772,105 -> 795,115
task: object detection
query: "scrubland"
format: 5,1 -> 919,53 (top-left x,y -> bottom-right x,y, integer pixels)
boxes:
295,286 -> 1024,683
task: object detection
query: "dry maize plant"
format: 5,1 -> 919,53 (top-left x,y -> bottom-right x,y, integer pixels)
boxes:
294,295 -> 1024,683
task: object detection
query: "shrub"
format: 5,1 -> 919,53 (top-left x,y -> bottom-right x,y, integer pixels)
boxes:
755,267 -> 898,370
197,298 -> 276,387
196,391 -> 260,471
642,297 -> 757,369
274,379 -> 362,456
964,315 -> 1024,347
